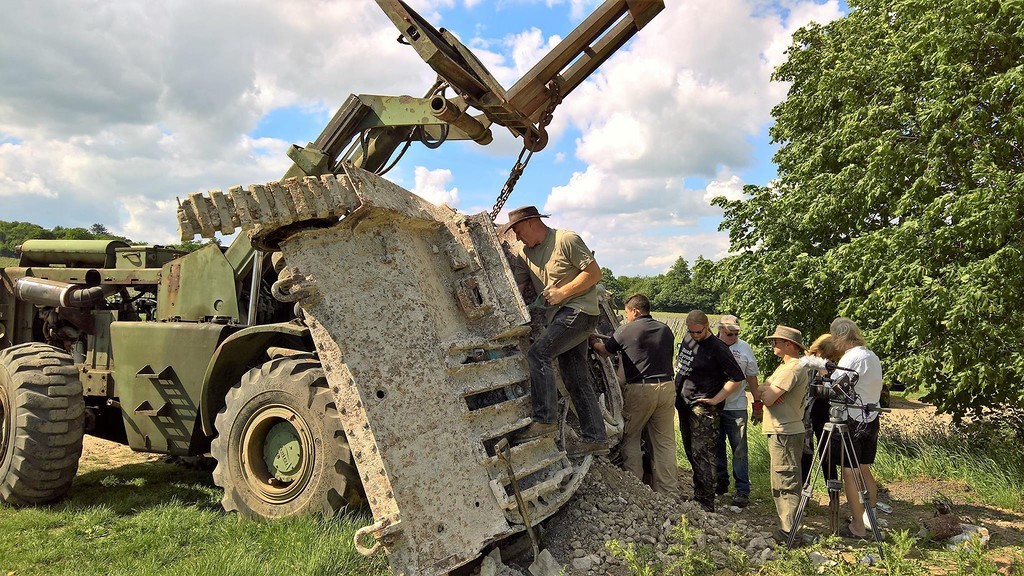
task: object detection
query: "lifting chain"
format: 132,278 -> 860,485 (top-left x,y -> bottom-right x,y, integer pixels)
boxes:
489,79 -> 562,221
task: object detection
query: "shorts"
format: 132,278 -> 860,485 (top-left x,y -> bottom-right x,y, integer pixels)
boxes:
836,416 -> 879,467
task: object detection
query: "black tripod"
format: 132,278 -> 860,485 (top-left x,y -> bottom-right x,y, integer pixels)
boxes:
787,401 -> 884,553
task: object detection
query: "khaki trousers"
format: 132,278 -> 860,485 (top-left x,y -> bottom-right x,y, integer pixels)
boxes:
621,381 -> 678,494
767,432 -> 805,533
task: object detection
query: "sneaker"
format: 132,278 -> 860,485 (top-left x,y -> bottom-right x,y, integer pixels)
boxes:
566,440 -> 610,457
731,493 -> 749,508
512,421 -> 558,444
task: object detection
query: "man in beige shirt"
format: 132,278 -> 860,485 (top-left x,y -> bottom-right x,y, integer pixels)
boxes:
760,325 -> 808,543
502,206 -> 608,456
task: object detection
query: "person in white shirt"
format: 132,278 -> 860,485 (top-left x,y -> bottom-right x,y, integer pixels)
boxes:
713,315 -> 760,508
830,317 -> 884,539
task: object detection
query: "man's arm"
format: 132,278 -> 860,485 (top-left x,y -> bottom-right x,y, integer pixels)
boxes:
590,337 -> 611,357
697,379 -> 741,405
747,375 -> 761,400
760,383 -> 786,406
512,254 -> 533,298
544,260 -> 601,306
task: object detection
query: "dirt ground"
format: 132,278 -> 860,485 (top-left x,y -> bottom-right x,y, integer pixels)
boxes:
79,435 -> 161,473
77,397 -> 1024,573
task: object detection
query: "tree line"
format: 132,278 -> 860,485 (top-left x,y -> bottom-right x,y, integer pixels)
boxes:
0,221 -> 212,259
0,222 -> 135,258
602,256 -> 722,313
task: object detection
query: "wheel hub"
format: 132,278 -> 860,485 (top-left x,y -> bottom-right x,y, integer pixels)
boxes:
239,405 -> 314,504
264,421 -> 304,481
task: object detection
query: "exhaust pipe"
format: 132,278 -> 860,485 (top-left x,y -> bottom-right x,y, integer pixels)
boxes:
14,277 -> 118,308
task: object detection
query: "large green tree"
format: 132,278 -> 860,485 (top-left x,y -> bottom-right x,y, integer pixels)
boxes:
713,0 -> 1023,418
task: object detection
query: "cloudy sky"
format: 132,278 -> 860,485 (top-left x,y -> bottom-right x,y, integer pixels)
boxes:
0,0 -> 843,277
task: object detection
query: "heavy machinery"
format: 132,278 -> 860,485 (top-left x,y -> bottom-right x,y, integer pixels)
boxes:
0,1 -> 663,574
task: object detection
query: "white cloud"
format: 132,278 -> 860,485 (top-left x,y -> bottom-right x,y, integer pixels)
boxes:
704,173 -> 747,203
0,0 -> 429,239
0,0 -> 844,278
530,0 -> 842,275
411,166 -> 460,207
508,28 -> 563,77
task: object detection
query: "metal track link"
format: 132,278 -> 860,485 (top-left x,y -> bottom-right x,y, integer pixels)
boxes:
176,173 -> 361,245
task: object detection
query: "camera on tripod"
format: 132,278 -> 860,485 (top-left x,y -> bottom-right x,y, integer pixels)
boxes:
808,368 -> 859,404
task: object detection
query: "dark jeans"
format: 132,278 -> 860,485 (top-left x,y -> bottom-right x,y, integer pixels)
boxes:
715,409 -> 750,496
527,307 -> 606,442
678,401 -> 721,510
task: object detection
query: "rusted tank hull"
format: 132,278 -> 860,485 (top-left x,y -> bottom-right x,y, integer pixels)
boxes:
178,166 -> 622,575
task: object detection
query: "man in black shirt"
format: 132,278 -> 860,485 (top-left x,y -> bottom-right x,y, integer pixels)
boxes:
676,310 -> 745,511
591,294 -> 677,493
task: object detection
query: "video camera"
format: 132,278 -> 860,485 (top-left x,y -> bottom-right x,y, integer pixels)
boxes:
800,356 -> 861,404
809,366 -> 859,404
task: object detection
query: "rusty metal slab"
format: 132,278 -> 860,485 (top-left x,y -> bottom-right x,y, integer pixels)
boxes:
178,165 -> 619,575
279,168 -> 595,575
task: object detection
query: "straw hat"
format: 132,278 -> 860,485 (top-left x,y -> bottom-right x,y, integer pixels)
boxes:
764,325 -> 804,350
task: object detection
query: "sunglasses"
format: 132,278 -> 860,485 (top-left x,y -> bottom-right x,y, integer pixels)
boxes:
722,331 -> 740,337
687,328 -> 706,335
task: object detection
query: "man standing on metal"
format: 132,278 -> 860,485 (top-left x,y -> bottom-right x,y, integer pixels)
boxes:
676,310 -> 745,512
760,325 -> 809,543
714,315 -> 760,508
503,206 -> 609,457
591,293 -> 677,493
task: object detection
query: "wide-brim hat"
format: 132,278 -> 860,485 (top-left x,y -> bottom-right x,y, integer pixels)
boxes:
499,205 -> 549,234
765,325 -> 804,349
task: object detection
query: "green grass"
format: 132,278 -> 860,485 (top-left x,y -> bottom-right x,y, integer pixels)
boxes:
0,256 -> 17,267
0,462 -> 387,576
690,409 -> 1024,575
874,420 -> 1024,510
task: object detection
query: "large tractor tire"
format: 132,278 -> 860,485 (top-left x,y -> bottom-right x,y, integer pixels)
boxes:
211,355 -> 364,519
0,343 -> 84,506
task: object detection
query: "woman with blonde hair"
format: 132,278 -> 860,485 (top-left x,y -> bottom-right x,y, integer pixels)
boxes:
801,334 -> 842,487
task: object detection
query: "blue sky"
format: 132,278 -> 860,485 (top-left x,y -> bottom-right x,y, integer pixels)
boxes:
0,0 -> 845,276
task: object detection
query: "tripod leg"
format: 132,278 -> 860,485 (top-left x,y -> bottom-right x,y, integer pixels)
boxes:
786,428 -> 830,550
828,488 -> 841,534
839,426 -> 885,558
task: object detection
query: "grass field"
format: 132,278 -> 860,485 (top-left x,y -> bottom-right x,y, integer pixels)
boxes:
0,256 -> 17,267
0,461 -> 387,576
2,391 -> 1022,573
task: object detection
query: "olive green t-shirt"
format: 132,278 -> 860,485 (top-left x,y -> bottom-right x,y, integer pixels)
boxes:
762,357 -> 808,435
514,228 -> 599,317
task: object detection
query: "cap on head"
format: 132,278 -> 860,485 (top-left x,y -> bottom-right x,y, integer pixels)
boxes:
765,325 -> 804,350
499,205 -> 549,234
717,314 -> 741,332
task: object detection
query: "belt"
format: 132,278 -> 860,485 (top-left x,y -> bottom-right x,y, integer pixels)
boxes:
626,376 -> 672,385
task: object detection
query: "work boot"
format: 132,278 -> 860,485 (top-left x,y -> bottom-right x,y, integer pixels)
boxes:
512,421 -> 558,445
566,440 -> 610,457
732,493 -> 749,508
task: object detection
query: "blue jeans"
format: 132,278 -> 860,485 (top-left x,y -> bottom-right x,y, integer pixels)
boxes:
527,307 -> 606,442
715,409 -> 750,496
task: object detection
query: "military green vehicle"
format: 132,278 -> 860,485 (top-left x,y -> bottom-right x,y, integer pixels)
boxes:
0,1 -> 662,573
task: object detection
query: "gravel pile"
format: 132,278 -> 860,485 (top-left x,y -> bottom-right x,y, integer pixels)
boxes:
530,460 -> 780,575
